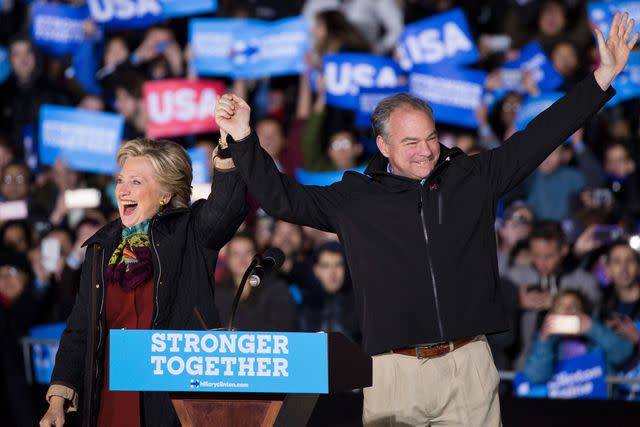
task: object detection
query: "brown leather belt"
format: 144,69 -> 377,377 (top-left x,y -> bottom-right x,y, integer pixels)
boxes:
392,336 -> 477,359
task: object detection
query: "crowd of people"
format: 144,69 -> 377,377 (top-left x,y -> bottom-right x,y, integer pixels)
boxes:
1,0 -> 640,425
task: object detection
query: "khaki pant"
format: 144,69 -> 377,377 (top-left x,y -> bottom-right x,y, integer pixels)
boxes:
363,336 -> 501,427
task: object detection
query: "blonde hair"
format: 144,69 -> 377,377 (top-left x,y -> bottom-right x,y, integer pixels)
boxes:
117,138 -> 192,208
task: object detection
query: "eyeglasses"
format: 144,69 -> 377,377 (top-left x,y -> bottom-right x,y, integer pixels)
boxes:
0,266 -> 19,278
329,138 -> 354,151
2,175 -> 27,185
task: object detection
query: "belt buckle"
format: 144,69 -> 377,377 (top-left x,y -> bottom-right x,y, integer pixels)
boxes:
414,342 -> 444,359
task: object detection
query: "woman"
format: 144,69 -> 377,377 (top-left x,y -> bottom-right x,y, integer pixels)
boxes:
523,289 -> 634,385
40,137 -> 247,427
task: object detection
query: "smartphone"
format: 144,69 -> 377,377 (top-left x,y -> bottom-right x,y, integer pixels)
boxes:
0,200 -> 28,221
41,238 -> 61,274
64,188 -> 101,210
591,188 -> 613,208
547,314 -> 581,335
593,224 -> 623,245
483,34 -> 512,53
156,41 -> 169,53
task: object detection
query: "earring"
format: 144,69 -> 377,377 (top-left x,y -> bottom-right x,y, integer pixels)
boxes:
159,199 -> 166,207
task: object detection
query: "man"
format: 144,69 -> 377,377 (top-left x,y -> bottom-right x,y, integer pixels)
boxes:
216,13 -> 637,426
506,221 -> 601,369
603,241 -> 640,339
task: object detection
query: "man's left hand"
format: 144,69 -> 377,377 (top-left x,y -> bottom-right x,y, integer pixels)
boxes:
594,12 -> 639,90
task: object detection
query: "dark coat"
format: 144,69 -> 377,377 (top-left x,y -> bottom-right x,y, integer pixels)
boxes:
229,74 -> 614,355
50,170 -> 247,427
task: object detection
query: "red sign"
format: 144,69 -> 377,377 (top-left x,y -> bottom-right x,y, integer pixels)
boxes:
144,79 -> 225,138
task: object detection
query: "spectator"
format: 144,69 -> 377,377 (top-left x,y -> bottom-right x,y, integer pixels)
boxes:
0,220 -> 32,253
114,71 -> 147,140
497,201 -> 535,275
301,241 -> 360,343
523,289 -> 634,384
215,232 -> 298,331
0,162 -> 31,201
507,221 -> 601,369
602,241 -> 640,335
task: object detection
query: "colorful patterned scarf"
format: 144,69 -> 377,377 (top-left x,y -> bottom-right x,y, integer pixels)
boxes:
105,219 -> 153,290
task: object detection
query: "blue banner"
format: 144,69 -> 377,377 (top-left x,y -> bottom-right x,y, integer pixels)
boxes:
39,105 -> 123,174
502,42 -> 564,92
296,167 -> 366,186
608,51 -> 640,106
396,8 -> 478,71
514,92 -> 563,131
31,3 -> 89,56
324,53 -> 404,110
110,330 -> 329,393
356,86 -> 409,128
190,16 -> 309,79
29,323 -> 66,385
0,46 -> 9,84
588,2 -> 640,39
187,147 -> 210,184
515,351 -> 607,399
87,0 -> 215,30
409,65 -> 487,128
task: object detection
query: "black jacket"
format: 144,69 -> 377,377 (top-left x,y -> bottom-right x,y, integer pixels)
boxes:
229,74 -> 615,355
50,170 -> 247,427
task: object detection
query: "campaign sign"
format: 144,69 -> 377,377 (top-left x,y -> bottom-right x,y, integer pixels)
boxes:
190,16 -> 309,79
39,105 -> 123,174
588,2 -> 640,39
514,92 -> 563,131
515,351 -> 607,399
355,86 -> 409,128
409,65 -> 487,128
296,167 -> 366,186
109,330 -> 329,393
144,79 -> 224,138
29,323 -> 66,385
187,147 -> 210,185
324,53 -> 404,110
161,0 -> 216,19
396,8 -> 478,71
608,51 -> 640,106
31,3 -> 89,56
0,46 -> 9,84
502,42 -> 564,92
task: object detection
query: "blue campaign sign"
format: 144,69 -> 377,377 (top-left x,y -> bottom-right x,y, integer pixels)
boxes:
39,105 -> 123,174
409,65 -> 487,128
295,167 -> 366,186
324,53 -> 404,110
187,147 -> 210,185
190,16 -> 309,79
161,0 -> 216,19
607,51 -> 640,106
355,86 -> 409,128
87,0 -> 161,29
502,42 -> 564,92
29,323 -> 66,385
110,330 -> 329,393
588,2 -> 640,39
31,3 -> 89,56
515,351 -> 607,399
514,92 -> 564,131
396,8 -> 478,71
0,46 -> 9,84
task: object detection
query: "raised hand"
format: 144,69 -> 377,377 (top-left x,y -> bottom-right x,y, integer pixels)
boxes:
214,94 -> 251,142
594,12 -> 639,90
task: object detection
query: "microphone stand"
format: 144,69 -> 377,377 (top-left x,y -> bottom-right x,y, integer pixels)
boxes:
226,258 -> 260,331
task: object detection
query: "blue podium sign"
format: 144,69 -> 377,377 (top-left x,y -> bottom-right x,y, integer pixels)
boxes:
110,330 -> 329,393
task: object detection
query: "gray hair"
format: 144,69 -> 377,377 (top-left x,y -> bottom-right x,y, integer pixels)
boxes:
371,93 -> 434,142
117,138 -> 193,208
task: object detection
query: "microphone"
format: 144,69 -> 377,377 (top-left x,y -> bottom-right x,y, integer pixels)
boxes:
248,247 -> 285,287
226,247 -> 285,331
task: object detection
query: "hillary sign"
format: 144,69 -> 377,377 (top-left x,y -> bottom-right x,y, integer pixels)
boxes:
87,0 -> 217,29
588,1 -> 640,38
110,330 -> 329,393
39,105 -> 123,174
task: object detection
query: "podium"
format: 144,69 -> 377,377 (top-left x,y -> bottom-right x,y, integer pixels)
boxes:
109,330 -> 371,427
